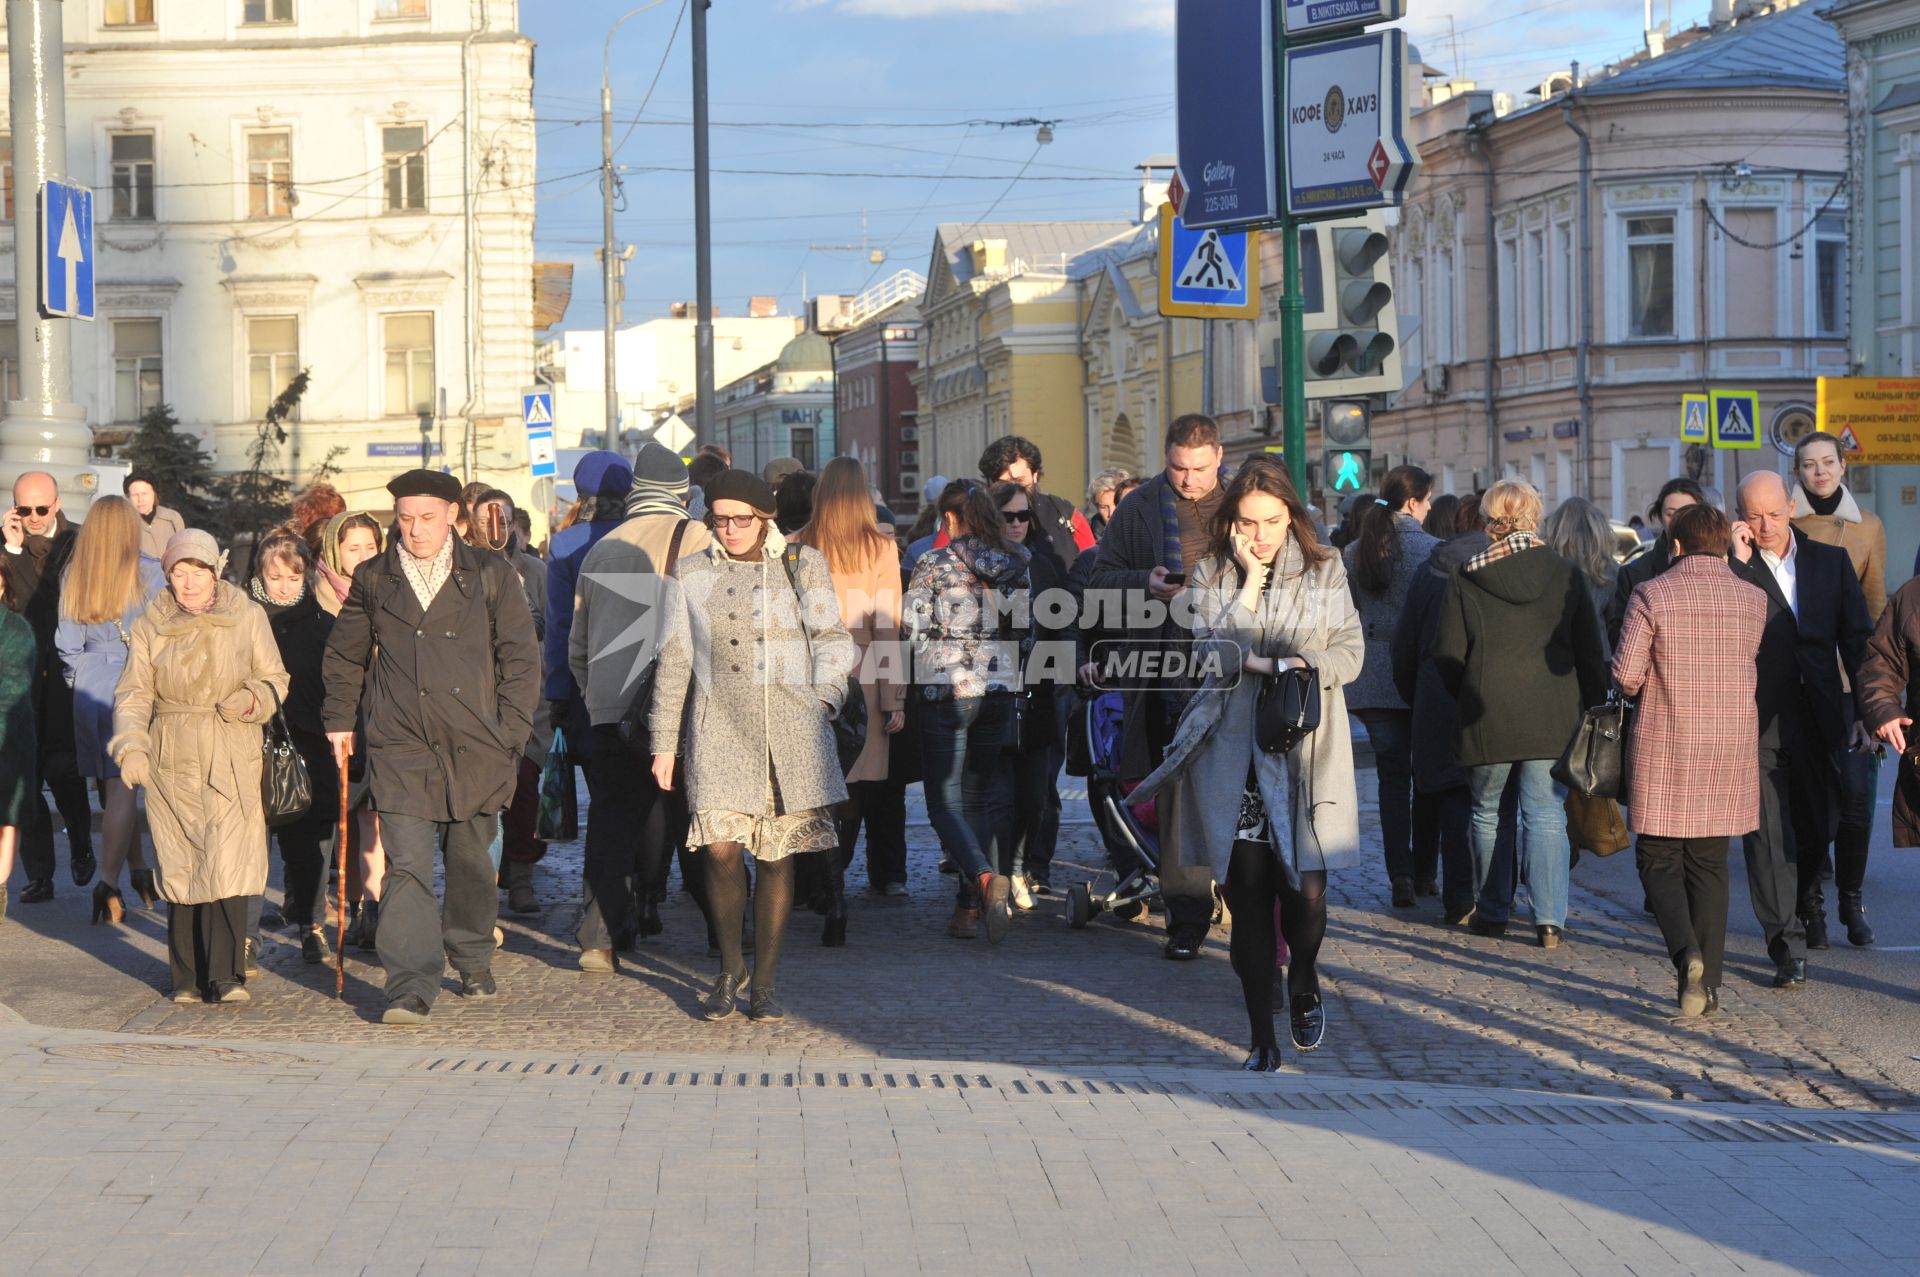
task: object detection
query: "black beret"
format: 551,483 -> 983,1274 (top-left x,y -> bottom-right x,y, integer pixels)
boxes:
703,468 -> 775,514
386,469 -> 463,502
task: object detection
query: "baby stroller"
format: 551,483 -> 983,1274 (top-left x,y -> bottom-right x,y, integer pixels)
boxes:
1066,690 -> 1163,930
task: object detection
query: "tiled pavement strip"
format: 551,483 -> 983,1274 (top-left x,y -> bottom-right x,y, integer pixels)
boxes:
3,774 -> 1919,1273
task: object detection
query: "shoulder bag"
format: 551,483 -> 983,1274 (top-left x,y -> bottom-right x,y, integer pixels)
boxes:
778,545 -> 868,775
1552,688 -> 1633,799
261,686 -> 314,828
1247,561 -> 1322,756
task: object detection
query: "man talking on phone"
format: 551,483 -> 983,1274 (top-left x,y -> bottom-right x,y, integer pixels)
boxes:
1088,414 -> 1228,960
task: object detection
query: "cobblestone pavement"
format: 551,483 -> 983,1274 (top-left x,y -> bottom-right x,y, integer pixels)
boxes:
2,1017 -> 1919,1277
4,774 -> 1911,1111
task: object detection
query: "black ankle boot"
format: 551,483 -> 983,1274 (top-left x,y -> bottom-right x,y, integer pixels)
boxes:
822,869 -> 847,948
1839,892 -> 1875,946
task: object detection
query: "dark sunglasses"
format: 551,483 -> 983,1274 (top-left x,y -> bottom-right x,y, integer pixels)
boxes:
1000,509 -> 1033,524
14,505 -> 52,517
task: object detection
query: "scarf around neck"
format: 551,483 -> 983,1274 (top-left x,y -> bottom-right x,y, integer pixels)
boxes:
1464,530 -> 1541,574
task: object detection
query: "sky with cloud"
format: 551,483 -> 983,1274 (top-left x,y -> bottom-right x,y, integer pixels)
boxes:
527,0 -> 1661,334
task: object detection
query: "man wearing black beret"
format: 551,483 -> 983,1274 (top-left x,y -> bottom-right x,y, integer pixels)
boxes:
320,468 -> 540,1024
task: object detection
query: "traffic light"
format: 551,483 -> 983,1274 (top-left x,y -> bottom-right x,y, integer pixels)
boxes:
1323,400 -> 1371,496
1300,211 -> 1402,399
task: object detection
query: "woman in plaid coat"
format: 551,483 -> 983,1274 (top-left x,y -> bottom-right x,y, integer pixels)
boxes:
1610,505 -> 1766,1018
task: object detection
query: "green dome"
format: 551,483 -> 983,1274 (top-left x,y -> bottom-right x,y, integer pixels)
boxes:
775,330 -> 833,373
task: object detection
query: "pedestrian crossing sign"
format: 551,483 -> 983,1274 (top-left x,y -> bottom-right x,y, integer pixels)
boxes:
523,387 -> 557,478
1680,394 -> 1708,443
1710,389 -> 1761,450
1158,203 -> 1259,319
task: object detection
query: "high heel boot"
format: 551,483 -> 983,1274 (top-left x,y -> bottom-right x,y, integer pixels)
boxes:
129,869 -> 158,909
822,859 -> 848,948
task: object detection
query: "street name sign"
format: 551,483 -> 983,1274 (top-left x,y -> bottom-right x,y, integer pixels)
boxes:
39,180 -> 95,320
1158,203 -> 1259,319
1175,0 -> 1279,229
523,388 -> 557,478
1282,0 -> 1406,38
1816,376 -> 1920,465
1283,30 -> 1418,216
1710,389 -> 1761,450
1681,393 -> 1709,443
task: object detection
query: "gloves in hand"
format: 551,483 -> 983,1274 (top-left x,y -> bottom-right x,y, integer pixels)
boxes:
119,753 -> 151,788
216,687 -> 256,722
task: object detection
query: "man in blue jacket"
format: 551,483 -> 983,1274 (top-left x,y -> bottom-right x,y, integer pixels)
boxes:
544,451 -> 635,768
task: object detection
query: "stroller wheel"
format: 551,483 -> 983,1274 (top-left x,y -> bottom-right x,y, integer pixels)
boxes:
1114,900 -> 1146,922
1068,883 -> 1093,930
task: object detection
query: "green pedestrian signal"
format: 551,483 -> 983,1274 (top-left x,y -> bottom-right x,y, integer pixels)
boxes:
1329,450 -> 1369,493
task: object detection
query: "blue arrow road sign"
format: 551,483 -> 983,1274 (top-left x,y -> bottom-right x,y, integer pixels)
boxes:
523,389 -> 557,478
39,180 -> 95,320
1175,0 -> 1278,230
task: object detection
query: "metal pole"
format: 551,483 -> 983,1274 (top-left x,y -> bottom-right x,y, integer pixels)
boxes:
2,0 -> 90,496
691,0 -> 716,443
1280,218 -> 1308,495
1201,318 -> 1215,416
600,62 -> 619,440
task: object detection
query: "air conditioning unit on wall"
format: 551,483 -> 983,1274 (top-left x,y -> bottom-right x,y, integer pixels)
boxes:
899,426 -> 918,443
898,474 -> 921,495
1428,364 -> 1451,395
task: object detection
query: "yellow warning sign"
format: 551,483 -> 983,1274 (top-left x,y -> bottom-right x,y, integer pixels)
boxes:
1816,377 -> 1920,465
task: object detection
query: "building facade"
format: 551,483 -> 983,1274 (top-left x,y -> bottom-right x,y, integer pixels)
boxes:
0,0 -> 536,511
1376,0 -> 1849,522
1830,0 -> 1920,584
537,314 -> 800,454
832,300 -> 922,513
709,330 -> 836,478
911,221 -> 1129,506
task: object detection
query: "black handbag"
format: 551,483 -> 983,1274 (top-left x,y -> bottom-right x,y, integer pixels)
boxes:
1255,665 -> 1321,755
833,675 -> 869,775
1552,689 -> 1633,800
261,687 -> 314,828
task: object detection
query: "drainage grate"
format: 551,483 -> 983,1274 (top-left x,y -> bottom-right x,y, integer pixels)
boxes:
421,1059 -> 608,1078
1676,1117 -> 1918,1146
1211,1089 -> 1427,1114
1438,1103 -> 1659,1129
44,1042 -> 309,1068
615,1070 -> 993,1090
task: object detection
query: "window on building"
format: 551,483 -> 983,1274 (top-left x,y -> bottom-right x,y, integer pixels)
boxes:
1402,255 -> 1424,372
382,125 -> 427,212
1551,221 -> 1574,349
247,130 -> 292,219
1496,234 -> 1518,358
113,319 -> 164,423
1813,211 -> 1847,338
1624,214 -> 1675,339
247,317 -> 299,420
1434,245 -> 1456,366
791,427 -> 816,471
382,312 -> 435,416
374,0 -> 427,17
110,132 -> 156,221
1524,227 -> 1546,353
0,322 -> 20,404
243,0 -> 292,21
104,0 -> 155,25
0,134 -> 12,221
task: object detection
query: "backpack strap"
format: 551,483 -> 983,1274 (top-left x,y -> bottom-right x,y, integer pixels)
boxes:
664,519 -> 689,577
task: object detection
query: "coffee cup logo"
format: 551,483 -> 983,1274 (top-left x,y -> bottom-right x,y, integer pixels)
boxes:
1324,86 -> 1346,134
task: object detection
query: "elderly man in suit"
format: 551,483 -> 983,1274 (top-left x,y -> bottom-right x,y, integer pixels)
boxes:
1727,470 -> 1872,989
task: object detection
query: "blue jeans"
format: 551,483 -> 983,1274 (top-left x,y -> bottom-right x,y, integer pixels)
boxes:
1467,759 -> 1569,928
919,693 -> 1016,904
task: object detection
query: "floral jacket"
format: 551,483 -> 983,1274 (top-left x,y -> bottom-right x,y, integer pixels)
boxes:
904,537 -> 1031,701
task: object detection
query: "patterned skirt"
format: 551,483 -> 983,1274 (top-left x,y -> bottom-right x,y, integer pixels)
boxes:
688,768 -> 837,863
1234,763 -> 1271,846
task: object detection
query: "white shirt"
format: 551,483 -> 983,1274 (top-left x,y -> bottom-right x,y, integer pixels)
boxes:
1757,534 -> 1798,619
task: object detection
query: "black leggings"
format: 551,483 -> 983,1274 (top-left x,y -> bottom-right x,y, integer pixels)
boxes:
1223,840 -> 1327,1050
705,843 -> 793,995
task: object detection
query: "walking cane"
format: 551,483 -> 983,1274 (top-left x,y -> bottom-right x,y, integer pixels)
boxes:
336,762 -> 350,998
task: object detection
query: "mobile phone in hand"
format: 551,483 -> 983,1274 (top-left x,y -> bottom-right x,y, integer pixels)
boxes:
1163,572 -> 1186,586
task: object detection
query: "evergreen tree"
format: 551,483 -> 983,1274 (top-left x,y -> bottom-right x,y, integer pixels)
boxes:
213,368 -> 312,544
119,403 -> 218,531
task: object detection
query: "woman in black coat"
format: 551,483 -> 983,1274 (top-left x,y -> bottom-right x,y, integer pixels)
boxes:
247,531 -> 339,964
995,481 -> 1070,904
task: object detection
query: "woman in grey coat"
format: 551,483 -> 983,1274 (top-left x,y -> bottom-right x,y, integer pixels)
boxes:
1342,465 -> 1439,908
1131,458 -> 1364,1071
651,470 -> 856,1023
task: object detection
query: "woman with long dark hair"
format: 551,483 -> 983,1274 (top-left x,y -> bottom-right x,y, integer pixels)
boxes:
791,457 -> 907,937
904,479 -> 1030,944
1343,465 -> 1439,908
993,479 -> 1070,906
1130,458 -> 1364,1069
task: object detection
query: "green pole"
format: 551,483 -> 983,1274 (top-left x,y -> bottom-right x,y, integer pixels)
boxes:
1272,2 -> 1308,494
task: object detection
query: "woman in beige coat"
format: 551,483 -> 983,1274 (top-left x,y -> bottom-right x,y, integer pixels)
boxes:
111,530 -> 290,1004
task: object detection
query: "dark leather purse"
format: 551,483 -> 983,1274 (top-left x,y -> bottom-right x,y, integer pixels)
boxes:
1255,665 -> 1320,755
1553,689 -> 1633,800
261,687 -> 314,828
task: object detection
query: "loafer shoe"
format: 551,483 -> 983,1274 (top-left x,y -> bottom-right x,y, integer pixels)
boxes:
1289,995 -> 1326,1053
382,995 -> 431,1025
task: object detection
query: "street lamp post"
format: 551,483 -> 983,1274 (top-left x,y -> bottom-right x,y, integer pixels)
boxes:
601,2 -> 669,444
691,0 -> 715,444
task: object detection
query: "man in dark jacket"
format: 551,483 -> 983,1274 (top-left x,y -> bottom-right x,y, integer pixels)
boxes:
543,450 -> 635,767
1087,414 -> 1228,960
978,436 -> 1094,572
323,469 -> 540,1025
1606,477 -> 1705,649
1728,471 -> 1872,988
1,470 -> 95,900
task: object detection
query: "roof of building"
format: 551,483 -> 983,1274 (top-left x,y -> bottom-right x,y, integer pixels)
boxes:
1576,1 -> 1843,98
775,329 -> 833,373
934,220 -> 1135,285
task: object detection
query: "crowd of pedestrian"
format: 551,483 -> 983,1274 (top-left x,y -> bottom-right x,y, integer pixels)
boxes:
0,416 -> 1914,1068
